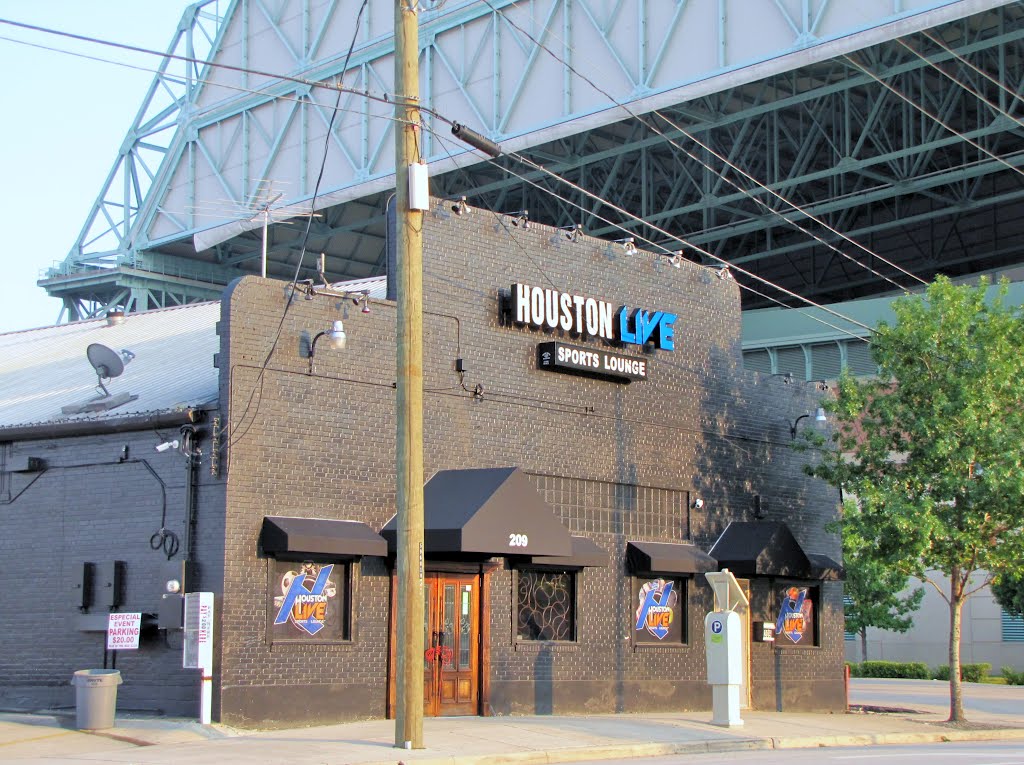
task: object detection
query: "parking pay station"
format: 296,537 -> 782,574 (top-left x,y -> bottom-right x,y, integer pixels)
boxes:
704,569 -> 748,727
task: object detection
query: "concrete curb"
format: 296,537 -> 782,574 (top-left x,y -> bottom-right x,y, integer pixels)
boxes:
358,727 -> 1024,765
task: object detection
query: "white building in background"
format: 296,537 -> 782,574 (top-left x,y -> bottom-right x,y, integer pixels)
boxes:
843,573 -> 1024,671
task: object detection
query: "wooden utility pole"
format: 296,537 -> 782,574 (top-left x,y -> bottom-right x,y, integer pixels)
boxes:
393,0 -> 425,750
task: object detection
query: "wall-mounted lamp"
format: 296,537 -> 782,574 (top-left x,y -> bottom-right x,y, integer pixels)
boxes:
614,236 -> 637,254
155,439 -> 179,453
106,310 -> 126,326
789,407 -> 827,439
506,210 -> 529,229
691,497 -> 704,509
309,320 -> 347,373
450,196 -> 471,216
348,291 -> 371,314
667,251 -> 683,268
557,224 -> 583,242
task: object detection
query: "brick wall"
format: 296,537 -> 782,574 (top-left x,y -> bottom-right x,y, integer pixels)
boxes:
0,427 -> 224,716
217,199 -> 844,725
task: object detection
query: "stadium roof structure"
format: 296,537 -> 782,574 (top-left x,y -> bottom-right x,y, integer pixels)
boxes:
38,0 -> 1024,326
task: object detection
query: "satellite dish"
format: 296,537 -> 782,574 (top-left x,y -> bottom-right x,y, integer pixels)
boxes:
86,343 -> 134,396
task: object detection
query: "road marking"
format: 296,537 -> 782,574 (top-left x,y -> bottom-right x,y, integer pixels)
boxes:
0,730 -> 74,747
837,754 -> 1024,762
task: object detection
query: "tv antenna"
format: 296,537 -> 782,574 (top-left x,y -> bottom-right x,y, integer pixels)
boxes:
87,343 -> 135,397
188,180 -> 321,276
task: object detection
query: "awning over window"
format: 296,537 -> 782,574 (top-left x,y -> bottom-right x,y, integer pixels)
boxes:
807,553 -> 846,581
709,521 -> 840,580
381,467 -> 574,557
626,541 -> 718,575
527,536 -> 608,568
260,516 -> 388,559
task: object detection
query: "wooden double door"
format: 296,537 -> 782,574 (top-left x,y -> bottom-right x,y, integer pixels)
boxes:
423,573 -> 480,716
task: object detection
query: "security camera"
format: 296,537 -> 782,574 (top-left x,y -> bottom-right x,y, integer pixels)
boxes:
692,498 -> 704,509
155,439 -> 179,453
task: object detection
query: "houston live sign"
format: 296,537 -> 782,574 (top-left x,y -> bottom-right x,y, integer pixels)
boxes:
511,283 -> 677,351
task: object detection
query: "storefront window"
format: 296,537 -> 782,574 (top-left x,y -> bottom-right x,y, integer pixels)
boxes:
268,559 -> 351,643
516,569 -> 576,641
774,584 -> 819,647
632,577 -> 686,645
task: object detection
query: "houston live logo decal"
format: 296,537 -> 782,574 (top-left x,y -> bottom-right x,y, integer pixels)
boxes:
635,579 -> 678,640
273,563 -> 337,636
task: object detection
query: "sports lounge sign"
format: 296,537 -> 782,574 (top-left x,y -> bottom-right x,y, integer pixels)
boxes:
508,282 -> 677,383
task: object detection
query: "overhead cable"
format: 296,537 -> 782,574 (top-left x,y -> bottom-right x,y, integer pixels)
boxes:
483,0 -> 927,291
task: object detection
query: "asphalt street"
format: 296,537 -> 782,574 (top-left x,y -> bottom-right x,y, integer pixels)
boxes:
849,677 -> 1024,716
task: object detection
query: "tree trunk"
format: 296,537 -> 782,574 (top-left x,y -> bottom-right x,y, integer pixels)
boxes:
860,628 -> 868,664
948,574 -> 966,723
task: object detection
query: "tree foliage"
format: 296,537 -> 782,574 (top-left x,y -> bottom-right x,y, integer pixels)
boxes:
992,571 -> 1024,619
810,276 -> 1024,722
840,501 -> 924,662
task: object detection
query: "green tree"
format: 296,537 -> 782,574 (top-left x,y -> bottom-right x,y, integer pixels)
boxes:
841,503 -> 924,662
992,571 -> 1024,619
810,276 -> 1024,723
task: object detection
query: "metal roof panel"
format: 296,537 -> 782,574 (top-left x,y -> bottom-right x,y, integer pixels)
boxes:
0,303 -> 219,430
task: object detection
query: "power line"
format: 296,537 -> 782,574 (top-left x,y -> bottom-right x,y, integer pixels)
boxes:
505,148 -> 877,335
0,16 -> 408,113
896,35 -> 1024,137
0,32 -> 410,130
429,124 -> 874,339
843,50 -> 1024,185
481,0 -> 927,291
10,7 -> 890,340
224,0 -> 371,452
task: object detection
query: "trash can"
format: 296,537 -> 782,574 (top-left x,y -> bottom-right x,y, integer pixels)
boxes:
71,669 -> 122,730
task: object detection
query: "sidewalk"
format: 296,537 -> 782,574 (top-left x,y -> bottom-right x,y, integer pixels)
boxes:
2,696 -> 1023,765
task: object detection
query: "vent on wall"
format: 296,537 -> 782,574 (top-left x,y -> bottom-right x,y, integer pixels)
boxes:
7,456 -> 46,472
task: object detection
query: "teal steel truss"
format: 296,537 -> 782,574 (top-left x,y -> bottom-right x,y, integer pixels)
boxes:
43,0 -> 1024,319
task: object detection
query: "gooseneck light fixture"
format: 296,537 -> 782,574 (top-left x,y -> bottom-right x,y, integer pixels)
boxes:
789,407 -> 827,439
308,320 -> 347,373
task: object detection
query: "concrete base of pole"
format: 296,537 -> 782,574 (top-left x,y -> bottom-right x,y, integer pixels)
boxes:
710,684 -> 744,727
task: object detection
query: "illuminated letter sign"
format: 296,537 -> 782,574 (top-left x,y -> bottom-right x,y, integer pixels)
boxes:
511,283 -> 676,351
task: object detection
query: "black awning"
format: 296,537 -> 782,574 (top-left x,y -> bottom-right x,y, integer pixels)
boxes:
527,536 -> 608,568
709,521 -> 819,578
381,467 -> 573,557
807,553 -> 845,581
260,516 -> 388,559
626,541 -> 717,575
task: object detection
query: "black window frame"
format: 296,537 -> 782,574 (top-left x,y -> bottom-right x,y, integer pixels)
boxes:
773,581 -> 820,648
630,575 -> 689,648
266,557 -> 354,645
513,567 -> 578,643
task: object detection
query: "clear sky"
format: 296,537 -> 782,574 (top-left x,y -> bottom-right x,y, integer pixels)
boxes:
0,1 -> 195,333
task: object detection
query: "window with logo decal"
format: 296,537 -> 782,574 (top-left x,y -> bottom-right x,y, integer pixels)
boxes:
774,584 -> 819,647
516,569 -> 576,642
632,578 -> 687,645
267,559 -> 351,643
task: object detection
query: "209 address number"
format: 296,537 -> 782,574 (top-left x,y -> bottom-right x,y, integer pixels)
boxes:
508,533 -> 529,547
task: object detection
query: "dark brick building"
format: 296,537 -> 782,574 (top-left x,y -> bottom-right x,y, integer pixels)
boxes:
0,200 -> 843,726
